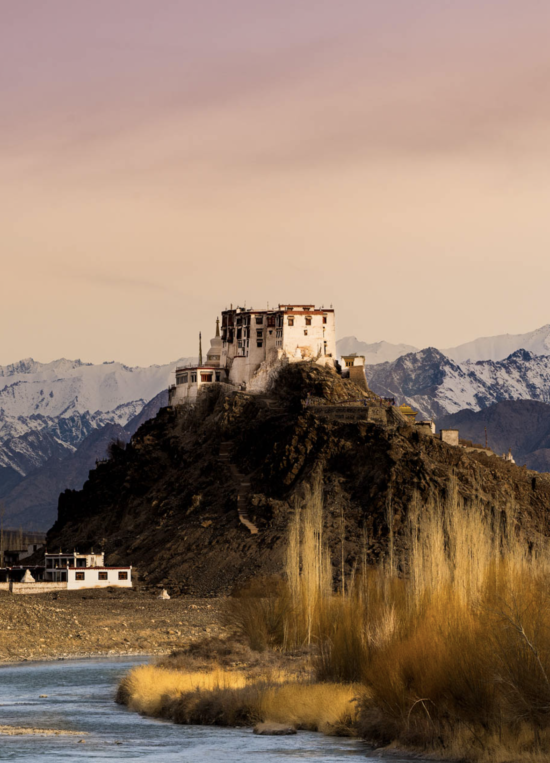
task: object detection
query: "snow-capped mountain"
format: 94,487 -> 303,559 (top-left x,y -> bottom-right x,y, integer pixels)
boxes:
340,323 -> 550,365
0,357 -> 194,421
367,348 -> 550,420
0,357 -> 194,527
336,337 -> 419,365
442,324 -> 550,363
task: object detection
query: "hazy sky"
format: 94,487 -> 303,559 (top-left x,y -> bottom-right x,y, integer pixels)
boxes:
3,1 -> 550,366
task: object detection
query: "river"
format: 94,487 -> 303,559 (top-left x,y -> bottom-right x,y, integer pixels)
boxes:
0,657 -> 415,761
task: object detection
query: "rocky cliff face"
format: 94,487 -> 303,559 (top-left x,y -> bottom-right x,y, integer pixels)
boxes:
47,364 -> 550,596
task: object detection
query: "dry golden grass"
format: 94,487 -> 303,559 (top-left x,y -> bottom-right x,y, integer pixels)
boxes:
117,662 -> 360,734
257,682 -> 360,734
118,665 -> 249,715
225,475 -> 550,760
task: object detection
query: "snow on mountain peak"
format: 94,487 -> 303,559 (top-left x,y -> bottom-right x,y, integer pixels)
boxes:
443,325 -> 550,363
336,337 -> 419,365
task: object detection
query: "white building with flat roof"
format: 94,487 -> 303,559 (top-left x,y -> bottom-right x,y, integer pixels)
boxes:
169,303 -> 336,405
44,551 -> 131,589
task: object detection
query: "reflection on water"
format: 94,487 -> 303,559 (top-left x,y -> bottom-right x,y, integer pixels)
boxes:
0,657 -> 406,761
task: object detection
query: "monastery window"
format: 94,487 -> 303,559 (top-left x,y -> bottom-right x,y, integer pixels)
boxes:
191,373 -> 197,383
267,316 -> 275,327
201,373 -> 213,383
118,571 -> 128,580
75,572 -> 85,581
257,341 -> 263,348
305,316 -> 312,326
323,316 -> 327,324
98,571 -> 108,581
304,329 -> 308,336
255,316 -> 263,325
215,372 -> 221,382
256,329 -> 263,338
237,328 -> 242,339
77,558 -> 86,567
287,317 -> 294,326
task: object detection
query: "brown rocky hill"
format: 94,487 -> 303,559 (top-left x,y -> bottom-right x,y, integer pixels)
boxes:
47,364 -> 550,596
437,399 -> 550,473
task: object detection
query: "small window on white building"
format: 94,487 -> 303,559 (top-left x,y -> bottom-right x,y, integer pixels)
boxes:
257,341 -> 263,348
76,571 -> 85,581
304,329 -> 308,336
118,571 -> 128,580
256,330 -> 263,338
323,316 -> 327,324
305,316 -> 312,326
191,373 -> 197,383
288,317 -> 294,326
256,316 -> 263,324
98,571 -> 108,580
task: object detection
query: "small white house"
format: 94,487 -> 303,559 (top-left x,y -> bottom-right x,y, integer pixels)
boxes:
67,566 -> 132,590
44,551 -> 132,589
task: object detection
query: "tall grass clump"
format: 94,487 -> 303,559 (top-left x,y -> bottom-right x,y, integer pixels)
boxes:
227,473 -> 550,759
117,663 -> 359,732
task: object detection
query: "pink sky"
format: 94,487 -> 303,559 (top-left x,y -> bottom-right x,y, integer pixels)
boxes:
3,1 -> 550,365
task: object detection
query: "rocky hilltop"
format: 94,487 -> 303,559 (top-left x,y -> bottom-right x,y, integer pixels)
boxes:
47,364 -> 550,596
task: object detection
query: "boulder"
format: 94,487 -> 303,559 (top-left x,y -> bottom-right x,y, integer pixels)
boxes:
253,722 -> 297,736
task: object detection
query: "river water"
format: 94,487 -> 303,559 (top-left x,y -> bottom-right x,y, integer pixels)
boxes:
0,657 -> 413,762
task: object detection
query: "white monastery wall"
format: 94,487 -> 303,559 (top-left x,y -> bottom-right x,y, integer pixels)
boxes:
67,567 -> 132,590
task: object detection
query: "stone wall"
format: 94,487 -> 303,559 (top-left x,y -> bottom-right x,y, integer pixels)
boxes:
312,405 -> 387,425
5,582 -> 67,595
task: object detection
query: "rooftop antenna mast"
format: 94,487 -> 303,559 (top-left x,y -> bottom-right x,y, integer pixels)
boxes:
198,332 -> 203,366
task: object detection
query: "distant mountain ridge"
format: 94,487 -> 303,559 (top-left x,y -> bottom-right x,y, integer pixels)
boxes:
0,356 -> 194,528
336,337 -> 419,365
367,348 -> 550,420
339,323 -> 550,365
442,324 -> 550,363
2,391 -> 168,529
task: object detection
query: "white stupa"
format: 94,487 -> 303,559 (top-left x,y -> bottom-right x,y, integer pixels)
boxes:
206,318 -> 222,367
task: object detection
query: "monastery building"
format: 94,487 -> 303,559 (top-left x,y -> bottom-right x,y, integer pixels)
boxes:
169,303 -> 336,405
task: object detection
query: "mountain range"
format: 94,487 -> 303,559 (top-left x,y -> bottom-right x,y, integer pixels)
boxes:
4,321 -> 550,530
337,323 -> 550,365
0,358 -> 193,529
366,348 -> 550,420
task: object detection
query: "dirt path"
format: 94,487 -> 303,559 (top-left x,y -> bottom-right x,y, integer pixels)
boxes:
0,589 -> 225,663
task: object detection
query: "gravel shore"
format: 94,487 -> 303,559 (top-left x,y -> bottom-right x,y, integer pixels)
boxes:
0,588 -> 225,663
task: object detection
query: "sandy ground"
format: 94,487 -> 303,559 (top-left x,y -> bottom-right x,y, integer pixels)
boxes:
0,587 -> 225,663
0,725 -> 86,736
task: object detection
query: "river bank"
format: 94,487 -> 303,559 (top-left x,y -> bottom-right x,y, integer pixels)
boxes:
0,657 -> 377,762
0,588 -> 224,663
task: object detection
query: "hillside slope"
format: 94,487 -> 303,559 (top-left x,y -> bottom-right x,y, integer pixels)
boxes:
437,400 -> 550,473
47,364 -> 550,596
